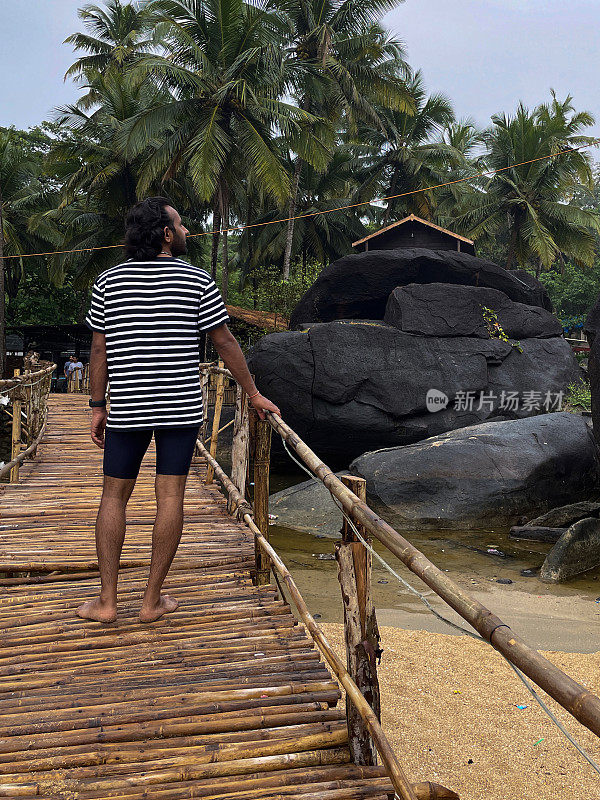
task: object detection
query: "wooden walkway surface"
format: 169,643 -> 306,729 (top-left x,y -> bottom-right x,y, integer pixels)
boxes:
0,395 -> 394,799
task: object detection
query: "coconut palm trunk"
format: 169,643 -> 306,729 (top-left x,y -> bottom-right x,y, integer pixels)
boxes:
282,156 -> 303,279
382,166 -> 400,226
210,194 -> 221,281
219,182 -> 229,304
506,219 -> 518,270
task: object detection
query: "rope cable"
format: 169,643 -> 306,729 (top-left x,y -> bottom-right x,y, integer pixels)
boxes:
1,372 -> 55,392
279,437 -> 600,776
1,140 -> 598,262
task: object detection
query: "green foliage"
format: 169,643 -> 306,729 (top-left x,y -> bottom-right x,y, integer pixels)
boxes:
453,93 -> 600,271
565,380 -> 591,412
537,261 -> 600,320
0,128 -> 61,306
248,262 -> 323,319
352,71 -> 459,224
8,267 -> 86,326
235,149 -> 369,278
481,306 -> 523,352
2,1 -> 600,332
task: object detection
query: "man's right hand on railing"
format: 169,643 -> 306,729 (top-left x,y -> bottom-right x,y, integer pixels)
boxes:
249,393 -> 281,421
208,324 -> 281,421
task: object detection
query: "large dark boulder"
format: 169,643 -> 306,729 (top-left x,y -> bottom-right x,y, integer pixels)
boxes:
290,248 -> 552,328
384,284 -> 562,339
248,320 -> 581,461
349,414 -> 600,530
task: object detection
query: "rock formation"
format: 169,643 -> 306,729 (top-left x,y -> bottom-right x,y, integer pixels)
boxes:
383,284 -> 562,340
289,248 -> 552,329
349,413 -> 600,530
250,256 -> 580,461
540,518 -> 600,583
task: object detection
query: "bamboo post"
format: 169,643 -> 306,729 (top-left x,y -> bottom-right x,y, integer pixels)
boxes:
31,375 -> 44,458
23,368 -> 32,449
0,404 -> 49,481
31,375 -> 40,449
195,439 -> 422,800
250,408 -> 272,585
199,369 -> 210,449
266,410 -> 600,739
229,383 -> 250,514
205,361 -> 225,485
26,373 -> 35,458
9,370 -> 22,483
336,475 -> 381,766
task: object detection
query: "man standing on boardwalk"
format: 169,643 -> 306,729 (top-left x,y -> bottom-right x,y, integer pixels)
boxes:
78,197 -> 280,624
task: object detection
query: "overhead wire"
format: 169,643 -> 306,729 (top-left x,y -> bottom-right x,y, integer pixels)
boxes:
1,139 -> 598,261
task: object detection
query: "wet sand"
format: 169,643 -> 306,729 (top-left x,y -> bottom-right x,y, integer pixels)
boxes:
320,623 -> 600,800
270,525 -> 600,653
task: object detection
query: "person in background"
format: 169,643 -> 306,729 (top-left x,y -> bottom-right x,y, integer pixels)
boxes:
64,355 -> 76,381
71,357 -> 84,390
78,196 -> 280,624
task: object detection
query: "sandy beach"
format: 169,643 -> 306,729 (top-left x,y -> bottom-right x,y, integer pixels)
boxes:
320,623 -> 600,800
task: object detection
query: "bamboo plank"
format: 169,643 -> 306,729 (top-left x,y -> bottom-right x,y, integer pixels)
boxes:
0,394 -> 406,799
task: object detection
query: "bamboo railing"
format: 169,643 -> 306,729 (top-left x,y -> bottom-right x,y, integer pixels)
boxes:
0,359 -> 55,483
198,365 -> 459,800
199,363 -> 600,797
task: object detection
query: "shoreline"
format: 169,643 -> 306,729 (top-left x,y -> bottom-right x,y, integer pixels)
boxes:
271,525 -> 600,653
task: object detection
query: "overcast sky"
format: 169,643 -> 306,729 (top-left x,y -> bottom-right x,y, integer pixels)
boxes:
1,0 -> 599,144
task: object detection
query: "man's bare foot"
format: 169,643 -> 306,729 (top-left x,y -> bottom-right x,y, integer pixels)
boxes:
139,594 -> 179,623
76,597 -> 117,624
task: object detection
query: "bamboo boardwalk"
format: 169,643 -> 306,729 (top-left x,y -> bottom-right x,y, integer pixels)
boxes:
0,395 -> 395,799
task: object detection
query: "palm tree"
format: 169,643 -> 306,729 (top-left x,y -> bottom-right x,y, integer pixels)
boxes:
64,0 -> 162,89
0,133 -> 56,306
458,93 -> 600,273
352,71 -> 459,225
121,0 -> 318,302
40,69 -> 208,295
42,70 -> 153,288
236,144 -> 367,278
278,0 -> 413,278
0,131 -> 59,373
434,119 -> 487,231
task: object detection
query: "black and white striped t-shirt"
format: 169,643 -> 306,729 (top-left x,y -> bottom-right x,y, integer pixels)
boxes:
85,257 -> 229,430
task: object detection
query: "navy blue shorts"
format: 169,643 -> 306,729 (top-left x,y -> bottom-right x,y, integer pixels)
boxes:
103,425 -> 201,479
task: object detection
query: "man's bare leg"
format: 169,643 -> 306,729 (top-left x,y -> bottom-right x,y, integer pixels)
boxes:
139,474 -> 187,622
77,476 -> 136,623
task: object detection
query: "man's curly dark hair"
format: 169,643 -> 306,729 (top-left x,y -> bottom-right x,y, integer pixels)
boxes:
124,197 -> 174,260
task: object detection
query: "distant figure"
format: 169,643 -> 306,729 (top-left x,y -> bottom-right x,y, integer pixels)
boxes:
72,358 -> 84,390
64,355 -> 76,380
78,196 -> 280,625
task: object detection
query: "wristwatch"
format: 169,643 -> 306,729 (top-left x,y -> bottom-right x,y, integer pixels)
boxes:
89,398 -> 107,408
